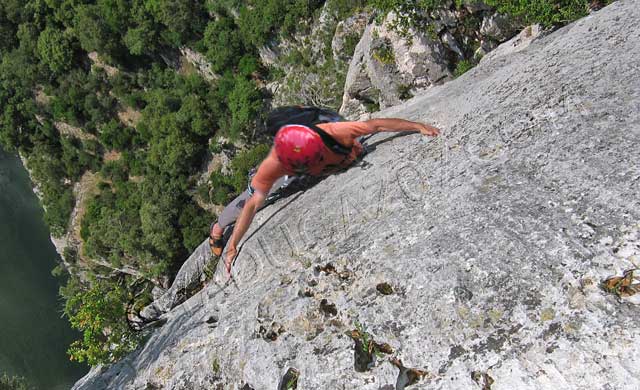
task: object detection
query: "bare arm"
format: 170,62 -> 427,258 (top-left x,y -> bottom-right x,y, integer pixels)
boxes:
364,118 -> 440,136
224,191 -> 266,274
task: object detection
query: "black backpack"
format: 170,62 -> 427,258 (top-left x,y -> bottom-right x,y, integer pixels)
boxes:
265,106 -> 352,156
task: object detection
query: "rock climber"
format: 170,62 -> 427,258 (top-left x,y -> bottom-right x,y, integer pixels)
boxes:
209,117 -> 440,275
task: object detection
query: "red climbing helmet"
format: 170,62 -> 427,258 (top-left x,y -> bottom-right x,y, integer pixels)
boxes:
274,125 -> 324,174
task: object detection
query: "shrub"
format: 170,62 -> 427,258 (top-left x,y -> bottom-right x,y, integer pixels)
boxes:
36,26 -> 74,73
483,0 -> 593,27
203,15 -> 246,73
207,143 -> 270,204
179,203 -> 214,252
371,38 -> 395,64
64,279 -> 140,366
454,59 -> 474,77
0,374 -> 32,390
342,32 -> 362,58
227,144 -> 271,193
225,76 -> 263,139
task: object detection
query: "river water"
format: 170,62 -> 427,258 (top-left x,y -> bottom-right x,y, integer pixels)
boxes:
0,149 -> 86,389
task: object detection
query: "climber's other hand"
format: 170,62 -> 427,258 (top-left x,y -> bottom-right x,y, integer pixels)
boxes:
225,244 -> 237,277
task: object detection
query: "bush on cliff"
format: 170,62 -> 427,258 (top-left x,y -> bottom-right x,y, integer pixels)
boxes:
0,374 -> 32,390
62,277 -> 140,366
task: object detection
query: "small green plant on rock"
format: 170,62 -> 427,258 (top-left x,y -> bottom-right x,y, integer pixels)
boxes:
372,38 -> 395,64
397,84 -> 413,100
425,23 -> 438,41
483,0 -> 595,27
342,32 -> 362,58
278,367 -> 299,390
376,282 -> 394,295
362,87 -> 381,113
454,59 -> 475,77
211,358 -> 220,374
203,257 -> 218,281
348,322 -> 395,371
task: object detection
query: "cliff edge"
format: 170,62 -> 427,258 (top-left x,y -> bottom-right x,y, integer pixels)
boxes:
74,1 -> 640,389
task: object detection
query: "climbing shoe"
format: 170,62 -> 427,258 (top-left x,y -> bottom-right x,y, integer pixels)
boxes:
209,235 -> 224,257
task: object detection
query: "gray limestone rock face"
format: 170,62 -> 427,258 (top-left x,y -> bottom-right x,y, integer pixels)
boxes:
340,12 -> 452,119
480,12 -> 518,42
178,47 -> 217,81
258,42 -> 281,67
480,24 -> 544,63
441,30 -> 464,59
73,1 -> 640,389
332,12 -> 371,63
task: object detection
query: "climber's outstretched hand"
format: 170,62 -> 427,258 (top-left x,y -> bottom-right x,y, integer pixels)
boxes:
417,123 -> 440,137
224,244 -> 237,278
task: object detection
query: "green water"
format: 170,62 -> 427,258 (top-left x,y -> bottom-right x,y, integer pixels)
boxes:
0,149 -> 87,389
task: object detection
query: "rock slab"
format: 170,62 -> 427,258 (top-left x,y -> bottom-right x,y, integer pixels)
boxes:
74,1 -> 640,389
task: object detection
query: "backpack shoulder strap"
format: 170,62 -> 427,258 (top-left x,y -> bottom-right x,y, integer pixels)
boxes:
307,123 -> 352,156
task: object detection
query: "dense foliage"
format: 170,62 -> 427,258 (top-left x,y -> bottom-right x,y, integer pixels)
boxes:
0,374 -> 32,390
62,277 -> 140,365
483,0 -> 599,26
371,0 -> 600,27
0,0 -> 601,368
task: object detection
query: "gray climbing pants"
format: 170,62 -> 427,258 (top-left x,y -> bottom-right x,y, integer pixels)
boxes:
216,175 -> 292,230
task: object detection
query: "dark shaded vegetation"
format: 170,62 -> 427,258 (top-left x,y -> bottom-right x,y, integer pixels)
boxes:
0,374 -> 32,390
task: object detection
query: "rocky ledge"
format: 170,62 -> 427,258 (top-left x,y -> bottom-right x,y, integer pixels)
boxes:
74,1 -> 640,389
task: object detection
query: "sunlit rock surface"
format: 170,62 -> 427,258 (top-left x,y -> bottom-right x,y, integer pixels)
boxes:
74,1 -> 640,389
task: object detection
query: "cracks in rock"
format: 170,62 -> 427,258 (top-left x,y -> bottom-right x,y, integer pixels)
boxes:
453,285 -> 473,303
376,282 -> 394,295
319,298 -> 338,316
258,321 -> 286,342
390,358 -> 432,390
347,323 -> 394,372
471,371 -> 494,390
175,276 -> 205,305
438,345 -> 467,374
314,262 -> 353,280
277,367 -> 299,390
205,314 -> 219,329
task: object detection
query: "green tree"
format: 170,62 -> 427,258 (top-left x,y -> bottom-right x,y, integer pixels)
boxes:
144,0 -> 206,46
44,0 -> 84,27
123,23 -> 157,55
179,203 -> 213,252
64,278 -> 140,366
237,55 -> 261,78
226,76 -> 263,138
99,119 -> 135,150
139,176 -> 184,268
0,6 -> 18,51
203,15 -> 245,73
176,94 -> 215,137
73,4 -> 122,57
36,26 -> 73,73
227,143 -> 270,192
145,119 -> 200,176
236,0 -> 323,47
